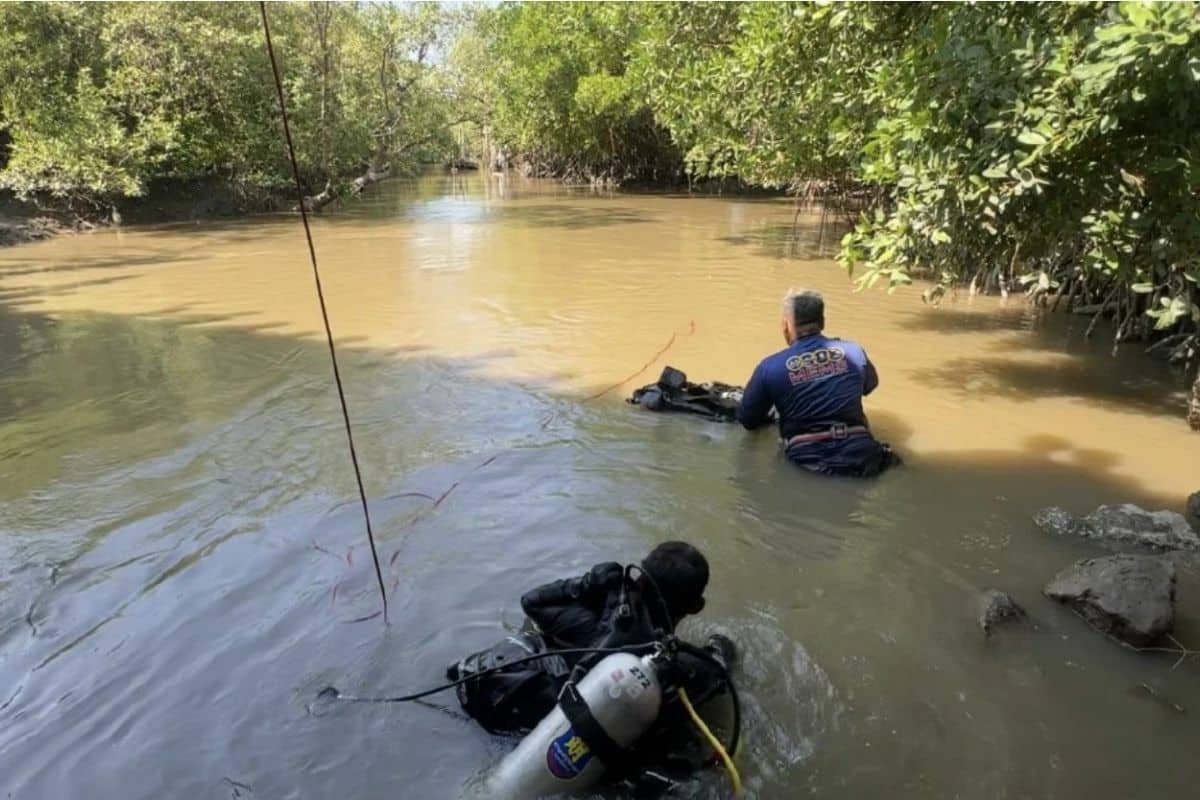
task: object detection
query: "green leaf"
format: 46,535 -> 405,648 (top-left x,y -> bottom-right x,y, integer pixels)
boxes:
1131,283 -> 1155,293
1016,130 -> 1047,146
1094,24 -> 1135,42
1072,62 -> 1112,81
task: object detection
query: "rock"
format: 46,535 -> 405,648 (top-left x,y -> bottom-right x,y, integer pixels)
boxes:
1187,492 -> 1200,531
1044,554 -> 1176,646
1082,505 -> 1200,551
1034,507 -> 1078,538
978,590 -> 1026,636
1034,504 -> 1200,552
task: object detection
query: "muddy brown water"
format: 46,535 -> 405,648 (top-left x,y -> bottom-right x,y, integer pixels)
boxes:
1,173 -> 1198,799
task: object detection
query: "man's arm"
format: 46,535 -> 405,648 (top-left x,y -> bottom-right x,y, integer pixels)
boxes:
736,362 -> 774,430
520,562 -> 622,645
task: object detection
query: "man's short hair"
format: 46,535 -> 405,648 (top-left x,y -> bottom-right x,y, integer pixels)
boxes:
642,541 -> 708,618
782,288 -> 825,329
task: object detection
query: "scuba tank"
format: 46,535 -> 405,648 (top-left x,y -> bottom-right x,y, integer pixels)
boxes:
486,651 -> 666,799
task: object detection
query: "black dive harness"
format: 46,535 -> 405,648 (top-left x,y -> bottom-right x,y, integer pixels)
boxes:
559,679 -> 631,770
317,563 -> 742,781
552,564 -> 741,777
318,636 -> 741,771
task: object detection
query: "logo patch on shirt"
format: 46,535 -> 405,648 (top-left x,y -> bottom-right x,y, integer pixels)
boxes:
787,347 -> 848,384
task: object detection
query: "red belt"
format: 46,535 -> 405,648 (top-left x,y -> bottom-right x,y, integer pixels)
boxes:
786,424 -> 868,447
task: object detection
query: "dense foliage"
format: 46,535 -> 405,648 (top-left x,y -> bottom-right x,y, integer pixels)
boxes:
475,2 -> 1200,397
472,2 -> 680,183
835,2 -> 1200,345
0,2 -> 462,209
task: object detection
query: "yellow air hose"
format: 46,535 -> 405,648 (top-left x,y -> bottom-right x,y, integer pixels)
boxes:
677,687 -> 744,798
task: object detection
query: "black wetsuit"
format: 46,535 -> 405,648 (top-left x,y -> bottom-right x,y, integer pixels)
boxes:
448,563 -> 732,786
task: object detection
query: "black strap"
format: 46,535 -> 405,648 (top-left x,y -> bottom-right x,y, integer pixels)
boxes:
559,682 -> 631,771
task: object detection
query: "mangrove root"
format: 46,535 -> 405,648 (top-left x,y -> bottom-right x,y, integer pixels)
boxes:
302,180 -> 336,213
1189,371 -> 1200,431
299,163 -> 392,212
351,164 -> 391,195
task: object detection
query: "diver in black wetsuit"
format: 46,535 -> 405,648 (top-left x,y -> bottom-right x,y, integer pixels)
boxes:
447,542 -> 736,791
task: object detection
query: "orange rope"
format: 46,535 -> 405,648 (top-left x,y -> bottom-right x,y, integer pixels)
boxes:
583,320 -> 696,401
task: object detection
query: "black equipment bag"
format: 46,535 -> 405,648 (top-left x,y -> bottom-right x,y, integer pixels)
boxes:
627,366 -> 743,422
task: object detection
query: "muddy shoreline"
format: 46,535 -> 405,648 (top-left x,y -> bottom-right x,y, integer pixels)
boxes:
0,214 -> 70,248
0,176 -> 299,250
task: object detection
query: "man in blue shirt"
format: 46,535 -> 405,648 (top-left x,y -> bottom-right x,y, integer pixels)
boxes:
737,289 -> 898,477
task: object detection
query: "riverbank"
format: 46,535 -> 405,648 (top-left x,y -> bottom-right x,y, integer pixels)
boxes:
0,167 -> 440,249
0,214 -> 68,248
0,178 -> 279,250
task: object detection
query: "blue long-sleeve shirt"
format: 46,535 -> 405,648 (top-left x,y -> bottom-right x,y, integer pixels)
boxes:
737,333 -> 878,439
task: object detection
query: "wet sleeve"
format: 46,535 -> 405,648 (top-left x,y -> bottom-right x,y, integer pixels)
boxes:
736,361 -> 774,430
520,562 -> 621,643
863,353 -> 879,396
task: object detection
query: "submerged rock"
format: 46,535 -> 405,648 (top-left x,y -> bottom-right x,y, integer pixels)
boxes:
1134,682 -> 1187,716
1033,507 -> 1078,538
978,589 -> 1027,636
1187,492 -> 1200,531
1034,504 -> 1200,553
1044,554 -> 1176,646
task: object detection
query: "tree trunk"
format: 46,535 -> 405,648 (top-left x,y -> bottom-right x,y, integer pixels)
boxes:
299,162 -> 391,212
311,2 -> 336,179
1189,369 -> 1200,431
351,164 -> 391,195
302,180 -> 335,212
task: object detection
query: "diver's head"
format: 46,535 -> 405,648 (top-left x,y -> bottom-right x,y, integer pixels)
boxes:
781,288 -> 824,345
641,541 -> 709,625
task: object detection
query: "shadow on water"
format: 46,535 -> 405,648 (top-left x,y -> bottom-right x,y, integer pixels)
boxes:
1,297 -> 1198,800
717,219 -> 845,262
455,203 -> 654,230
0,273 -> 142,305
923,355 -> 1189,418
0,249 -> 196,278
898,305 -> 1039,335
900,308 -> 1193,419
